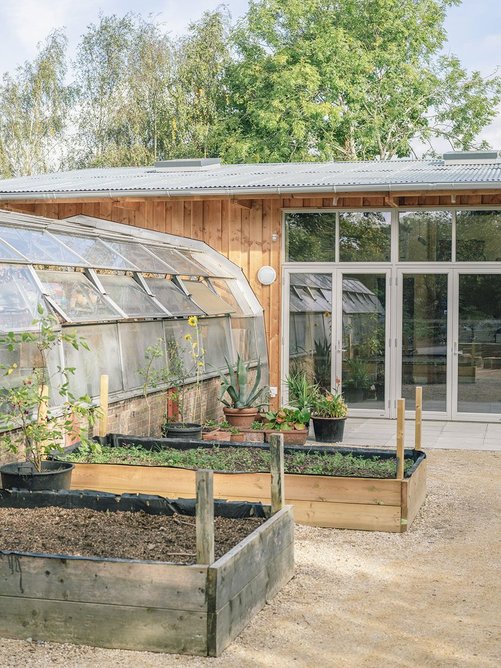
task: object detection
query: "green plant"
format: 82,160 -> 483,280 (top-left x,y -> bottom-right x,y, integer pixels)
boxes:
343,358 -> 373,391
312,387 -> 348,419
262,407 -> 310,432
313,338 -> 331,390
251,420 -> 263,430
219,355 -> 267,409
138,338 -> 169,437
0,308 -> 100,471
229,426 -> 241,435
286,369 -> 318,411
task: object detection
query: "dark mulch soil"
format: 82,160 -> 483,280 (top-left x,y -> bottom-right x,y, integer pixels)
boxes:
0,507 -> 265,564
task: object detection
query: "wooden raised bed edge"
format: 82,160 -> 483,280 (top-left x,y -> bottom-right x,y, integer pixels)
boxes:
66,435 -> 427,533
0,489 -> 294,656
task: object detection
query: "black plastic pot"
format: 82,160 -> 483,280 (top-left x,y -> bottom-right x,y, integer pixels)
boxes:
0,460 -> 74,491
161,422 -> 202,440
311,416 -> 347,443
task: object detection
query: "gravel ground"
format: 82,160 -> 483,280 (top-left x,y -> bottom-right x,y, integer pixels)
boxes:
1,449 -> 500,668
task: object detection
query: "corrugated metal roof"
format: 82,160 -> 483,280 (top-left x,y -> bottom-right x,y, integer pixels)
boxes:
0,158 -> 500,200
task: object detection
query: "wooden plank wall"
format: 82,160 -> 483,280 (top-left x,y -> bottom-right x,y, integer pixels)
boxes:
6,190 -> 501,399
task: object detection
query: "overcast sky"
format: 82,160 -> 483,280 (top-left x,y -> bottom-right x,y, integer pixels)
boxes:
0,0 -> 499,150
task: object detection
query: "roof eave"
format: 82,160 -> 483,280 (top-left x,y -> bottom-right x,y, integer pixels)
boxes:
0,180 -> 500,201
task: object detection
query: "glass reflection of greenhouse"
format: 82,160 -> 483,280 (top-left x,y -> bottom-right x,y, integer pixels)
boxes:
0,210 -> 268,404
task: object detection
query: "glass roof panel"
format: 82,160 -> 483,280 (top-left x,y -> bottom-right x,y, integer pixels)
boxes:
0,238 -> 25,261
146,247 -> 210,276
183,280 -> 235,316
53,233 -> 136,270
189,250 -> 233,277
211,278 -> 253,315
145,278 -> 203,316
0,226 -> 87,265
37,270 -> 123,322
99,274 -> 167,317
104,241 -> 170,273
0,265 -> 44,331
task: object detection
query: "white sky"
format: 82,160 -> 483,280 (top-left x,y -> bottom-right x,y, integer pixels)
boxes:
0,0 -> 499,152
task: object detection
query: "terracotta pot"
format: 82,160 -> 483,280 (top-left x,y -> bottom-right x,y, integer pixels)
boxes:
264,429 -> 308,446
222,407 -> 259,429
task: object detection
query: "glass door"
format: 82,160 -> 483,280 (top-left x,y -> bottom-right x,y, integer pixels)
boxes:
453,272 -> 501,420
338,272 -> 389,415
283,268 -> 390,416
398,271 -> 451,416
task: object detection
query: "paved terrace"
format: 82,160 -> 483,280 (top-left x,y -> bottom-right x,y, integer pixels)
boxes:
334,418 -> 501,451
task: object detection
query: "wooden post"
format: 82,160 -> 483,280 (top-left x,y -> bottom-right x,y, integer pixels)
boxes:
196,469 -> 214,565
37,384 -> 49,455
269,433 -> 285,513
415,386 -> 423,451
396,398 -> 405,480
99,374 -> 109,438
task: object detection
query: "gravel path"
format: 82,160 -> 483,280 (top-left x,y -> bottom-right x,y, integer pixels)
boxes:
1,449 -> 499,668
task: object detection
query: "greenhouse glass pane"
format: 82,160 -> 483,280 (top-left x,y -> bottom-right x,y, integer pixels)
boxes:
0,238 -> 25,261
164,320 -> 198,377
199,317 -> 232,371
119,321 -> 166,391
183,280 -> 234,315
99,275 -> 167,317
105,241 -> 170,273
0,226 -> 86,265
0,265 -> 44,331
147,247 -> 208,276
63,324 -> 123,398
231,317 -> 258,362
189,251 -> 232,277
145,278 -> 203,316
0,342 -> 62,408
53,233 -> 135,270
37,270 -> 122,322
211,278 -> 252,315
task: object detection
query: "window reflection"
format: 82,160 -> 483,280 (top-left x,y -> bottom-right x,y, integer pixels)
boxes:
339,212 -> 391,262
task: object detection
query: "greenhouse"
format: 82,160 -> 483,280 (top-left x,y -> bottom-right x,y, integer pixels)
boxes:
0,209 -> 268,408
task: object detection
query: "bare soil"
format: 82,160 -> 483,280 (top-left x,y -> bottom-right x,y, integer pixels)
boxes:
0,507 -> 264,564
0,449 -> 500,667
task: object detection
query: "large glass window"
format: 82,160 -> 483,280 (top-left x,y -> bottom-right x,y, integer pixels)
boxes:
231,317 -> 258,363
0,265 -> 43,331
98,274 -> 167,317
399,211 -> 452,261
339,212 -> 391,262
456,211 -> 501,262
38,270 -> 121,322
53,234 -> 135,270
199,317 -> 232,371
285,212 -> 336,262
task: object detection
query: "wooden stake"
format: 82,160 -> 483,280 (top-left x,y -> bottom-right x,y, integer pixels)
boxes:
415,386 -> 423,451
269,433 -> 285,513
396,398 -> 405,480
196,469 -> 214,565
99,374 -> 109,438
37,384 -> 49,456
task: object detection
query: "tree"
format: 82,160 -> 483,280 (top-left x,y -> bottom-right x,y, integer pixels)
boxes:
0,31 -> 70,177
72,14 -> 174,167
221,0 -> 501,162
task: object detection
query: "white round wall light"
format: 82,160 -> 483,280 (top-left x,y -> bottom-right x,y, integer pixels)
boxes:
257,265 -> 277,285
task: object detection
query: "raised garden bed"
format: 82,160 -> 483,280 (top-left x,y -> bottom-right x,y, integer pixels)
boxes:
64,435 -> 427,533
0,489 -> 294,656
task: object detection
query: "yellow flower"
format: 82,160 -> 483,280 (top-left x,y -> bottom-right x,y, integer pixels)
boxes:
188,315 -> 198,327
184,333 -> 192,341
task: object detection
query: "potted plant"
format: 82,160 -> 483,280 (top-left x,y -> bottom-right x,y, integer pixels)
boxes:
286,368 -> 318,413
342,358 -> 373,402
0,308 -> 100,491
219,355 -> 268,428
261,407 -> 310,446
311,384 -> 348,443
161,316 -> 204,440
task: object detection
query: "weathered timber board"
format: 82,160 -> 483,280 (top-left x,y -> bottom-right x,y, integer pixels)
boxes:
0,595 -> 208,654
0,552 -> 207,610
207,506 -> 294,656
405,458 -> 428,529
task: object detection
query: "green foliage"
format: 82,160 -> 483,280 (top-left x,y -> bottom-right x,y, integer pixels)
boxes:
312,387 -> 348,418
343,358 -> 373,391
220,0 -> 501,162
286,369 -> 318,411
219,355 -> 268,409
262,407 -> 310,431
0,309 -> 100,471
66,443 -> 415,478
